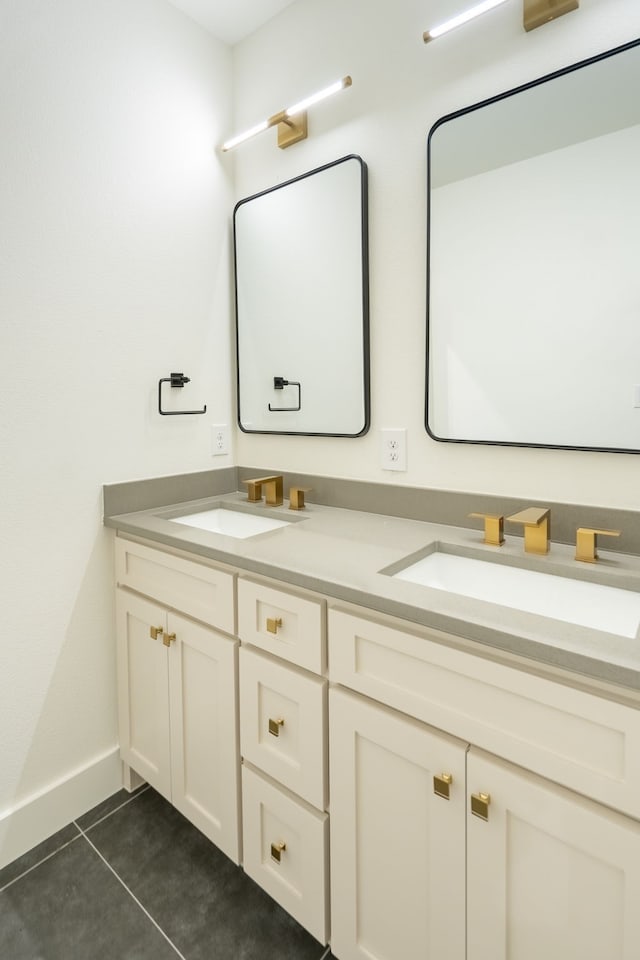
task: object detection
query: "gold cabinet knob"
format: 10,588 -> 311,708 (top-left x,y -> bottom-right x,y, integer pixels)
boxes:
433,772 -> 453,800
470,792 -> 491,821
270,841 -> 286,863
149,626 -> 164,640
162,632 -> 176,648
266,616 -> 283,635
268,717 -> 285,737
575,527 -> 621,563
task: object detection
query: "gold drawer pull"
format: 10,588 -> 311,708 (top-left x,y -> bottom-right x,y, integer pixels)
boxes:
268,717 -> 285,737
471,792 -> 491,821
266,617 -> 283,635
150,626 -> 164,640
162,632 -> 176,648
270,841 -> 286,863
433,773 -> 453,800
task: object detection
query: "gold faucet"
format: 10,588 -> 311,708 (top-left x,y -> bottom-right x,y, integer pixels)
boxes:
506,507 -> 551,555
575,527 -> 620,563
242,475 -> 283,506
468,512 -> 504,546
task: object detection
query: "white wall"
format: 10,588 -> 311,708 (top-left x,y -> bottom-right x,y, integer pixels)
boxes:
231,0 -> 640,508
0,0 -> 233,860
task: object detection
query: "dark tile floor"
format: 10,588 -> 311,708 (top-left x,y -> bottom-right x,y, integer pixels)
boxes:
0,785 -> 334,960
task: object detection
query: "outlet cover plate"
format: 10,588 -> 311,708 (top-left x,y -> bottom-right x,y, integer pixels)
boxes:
380,428 -> 407,471
211,424 -> 230,456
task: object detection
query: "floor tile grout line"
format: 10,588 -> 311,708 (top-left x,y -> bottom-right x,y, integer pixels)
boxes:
77,824 -> 187,960
1,786 -> 150,895
73,783 -> 151,834
0,833 -> 83,894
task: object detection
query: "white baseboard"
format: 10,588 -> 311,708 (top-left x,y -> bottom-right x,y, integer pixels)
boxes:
0,747 -> 123,871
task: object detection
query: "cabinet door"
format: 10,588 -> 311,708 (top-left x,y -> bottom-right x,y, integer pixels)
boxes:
116,590 -> 171,800
467,749 -> 640,960
168,613 -> 240,864
329,687 -> 466,960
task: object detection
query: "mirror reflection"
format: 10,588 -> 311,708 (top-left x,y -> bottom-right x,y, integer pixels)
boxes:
234,155 -> 370,436
427,39 -> 640,453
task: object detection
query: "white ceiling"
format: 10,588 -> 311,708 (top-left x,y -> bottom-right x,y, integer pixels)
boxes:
166,0 -> 299,45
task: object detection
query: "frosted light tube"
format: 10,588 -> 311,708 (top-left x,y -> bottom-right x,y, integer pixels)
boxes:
423,0 -> 509,42
221,119 -> 269,152
286,76 -> 352,117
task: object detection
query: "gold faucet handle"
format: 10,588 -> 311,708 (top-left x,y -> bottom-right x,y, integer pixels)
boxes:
468,512 -> 504,546
506,507 -> 551,555
289,487 -> 312,511
575,527 -> 620,563
242,478 -> 264,502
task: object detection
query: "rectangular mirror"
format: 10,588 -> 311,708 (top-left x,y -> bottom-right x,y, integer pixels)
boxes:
427,39 -> 640,453
234,154 -> 370,436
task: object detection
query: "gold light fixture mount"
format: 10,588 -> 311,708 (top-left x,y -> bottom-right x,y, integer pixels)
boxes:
523,0 -> 579,31
270,110 -> 308,149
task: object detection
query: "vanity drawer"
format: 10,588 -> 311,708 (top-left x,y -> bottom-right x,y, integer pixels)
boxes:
241,765 -> 329,945
239,647 -> 327,810
115,538 -> 235,634
329,608 -> 640,820
238,578 -> 325,673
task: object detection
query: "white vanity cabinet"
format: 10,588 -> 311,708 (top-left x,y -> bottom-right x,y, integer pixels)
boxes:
329,606 -> 640,960
114,537 -> 241,864
237,577 -> 329,945
111,526 -> 640,957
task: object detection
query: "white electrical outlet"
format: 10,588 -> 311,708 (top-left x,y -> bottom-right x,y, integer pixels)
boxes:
380,428 -> 407,471
211,424 -> 230,456
634,385 -> 640,409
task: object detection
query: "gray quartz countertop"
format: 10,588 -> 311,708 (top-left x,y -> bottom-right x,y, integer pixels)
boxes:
104,492 -> 640,694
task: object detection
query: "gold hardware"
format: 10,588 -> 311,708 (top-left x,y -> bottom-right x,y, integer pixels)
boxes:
524,0 -> 579,32
433,773 -> 453,800
270,841 -> 286,863
471,792 -> 491,821
289,487 -> 312,511
242,479 -> 264,502
575,527 -> 621,563
468,512 -> 505,546
268,717 -> 285,737
162,632 -> 176,648
266,617 -> 283,635
270,109 -> 308,149
242,475 -> 283,506
506,507 -> 551,555
262,476 -> 283,507
149,626 -> 164,640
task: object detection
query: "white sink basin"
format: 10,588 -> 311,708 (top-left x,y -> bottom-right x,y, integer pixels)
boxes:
169,508 -> 290,539
392,551 -> 640,638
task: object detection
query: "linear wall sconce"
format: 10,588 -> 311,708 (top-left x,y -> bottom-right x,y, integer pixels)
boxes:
221,76 -> 352,152
423,0 -> 578,42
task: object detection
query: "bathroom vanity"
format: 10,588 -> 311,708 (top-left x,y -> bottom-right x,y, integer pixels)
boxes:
106,488 -> 640,959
